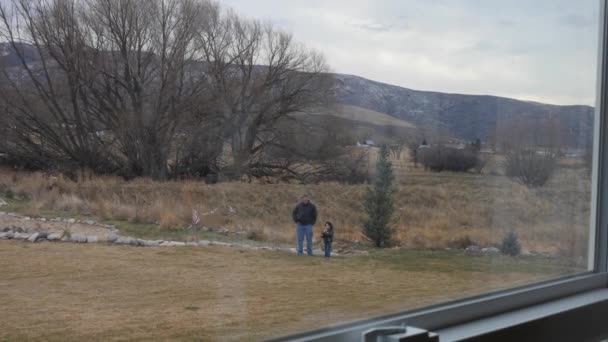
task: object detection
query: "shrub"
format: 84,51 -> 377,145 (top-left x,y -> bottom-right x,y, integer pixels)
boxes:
363,145 -> 395,248
316,149 -> 369,184
500,230 -> 522,256
419,145 -> 480,172
246,229 -> 267,241
504,149 -> 557,187
1,187 -> 14,200
159,208 -> 183,230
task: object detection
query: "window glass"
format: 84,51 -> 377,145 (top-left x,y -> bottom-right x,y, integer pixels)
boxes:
0,0 -> 600,340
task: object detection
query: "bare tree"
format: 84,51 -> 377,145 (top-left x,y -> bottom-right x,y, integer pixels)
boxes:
197,9 -> 334,177
0,0 -> 116,172
0,0 -> 334,181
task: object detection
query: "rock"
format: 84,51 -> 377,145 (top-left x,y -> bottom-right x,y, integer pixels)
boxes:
39,218 -> 47,222
211,241 -> 230,247
197,240 -> 210,246
24,217 -> 31,221
0,231 -> 14,239
70,234 -> 87,243
47,233 -> 62,241
7,212 -> 18,217
186,242 -> 199,247
84,220 -> 96,225
107,234 -> 119,243
86,236 -> 98,243
66,218 -> 76,224
0,198 -> 7,207
13,227 -> 24,233
27,233 -> 40,242
482,247 -> 500,255
0,211 -> 6,216
114,236 -> 135,245
140,240 -> 162,247
2,227 -> 11,232
13,232 -> 30,240
165,241 -> 186,247
465,245 -> 482,255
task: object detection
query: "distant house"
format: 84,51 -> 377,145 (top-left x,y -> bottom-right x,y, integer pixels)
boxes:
444,143 -> 466,150
356,140 -> 376,148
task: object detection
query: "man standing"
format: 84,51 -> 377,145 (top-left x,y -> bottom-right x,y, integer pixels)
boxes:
292,195 -> 318,256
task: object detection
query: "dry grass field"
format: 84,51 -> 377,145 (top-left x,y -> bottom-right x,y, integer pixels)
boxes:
0,241 -> 583,341
0,151 -> 591,258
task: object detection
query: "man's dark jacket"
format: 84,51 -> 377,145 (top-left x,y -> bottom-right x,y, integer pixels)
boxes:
292,202 -> 318,226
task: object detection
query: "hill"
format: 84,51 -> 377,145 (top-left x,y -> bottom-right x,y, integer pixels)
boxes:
333,74 -> 594,147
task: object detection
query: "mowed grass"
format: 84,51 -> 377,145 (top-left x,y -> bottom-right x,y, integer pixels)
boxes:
0,241 -> 583,341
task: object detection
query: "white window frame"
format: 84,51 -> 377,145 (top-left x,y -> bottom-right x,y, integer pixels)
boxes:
268,1 -> 608,341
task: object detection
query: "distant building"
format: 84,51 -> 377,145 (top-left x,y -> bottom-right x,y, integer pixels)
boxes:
356,140 -> 376,147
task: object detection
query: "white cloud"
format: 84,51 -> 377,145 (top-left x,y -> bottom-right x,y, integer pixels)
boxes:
114,0 -> 608,107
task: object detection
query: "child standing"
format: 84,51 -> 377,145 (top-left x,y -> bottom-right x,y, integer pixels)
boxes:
321,221 -> 334,258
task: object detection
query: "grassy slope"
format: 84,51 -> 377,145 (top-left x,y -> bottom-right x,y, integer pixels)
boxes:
0,241 -> 581,341
311,104 -> 416,129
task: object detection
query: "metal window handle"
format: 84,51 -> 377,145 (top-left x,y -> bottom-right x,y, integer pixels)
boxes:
362,325 -> 439,342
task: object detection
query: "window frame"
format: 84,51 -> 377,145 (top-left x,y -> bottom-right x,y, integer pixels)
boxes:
268,1 -> 608,341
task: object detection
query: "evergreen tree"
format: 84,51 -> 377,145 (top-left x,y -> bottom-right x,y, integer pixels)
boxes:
363,145 -> 395,248
500,230 -> 522,256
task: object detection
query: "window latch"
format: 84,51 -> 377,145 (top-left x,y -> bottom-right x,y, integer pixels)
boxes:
362,324 -> 439,342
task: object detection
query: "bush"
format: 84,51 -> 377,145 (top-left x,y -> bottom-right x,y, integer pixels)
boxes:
419,145 -> 480,172
504,149 -> 557,187
246,229 -> 267,241
316,149 -> 369,184
500,230 -> 522,256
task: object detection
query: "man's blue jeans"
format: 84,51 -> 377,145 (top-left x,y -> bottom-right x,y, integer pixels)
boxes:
296,224 -> 313,256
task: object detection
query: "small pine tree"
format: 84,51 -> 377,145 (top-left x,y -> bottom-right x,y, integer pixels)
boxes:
472,138 -> 482,151
363,145 -> 395,248
500,230 -> 522,256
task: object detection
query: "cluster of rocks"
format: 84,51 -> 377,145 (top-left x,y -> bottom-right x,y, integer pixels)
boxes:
0,223 -> 341,256
461,245 -> 552,258
463,245 -> 501,256
0,210 -> 360,256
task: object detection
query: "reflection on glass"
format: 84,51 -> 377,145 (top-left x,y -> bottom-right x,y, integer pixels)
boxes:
0,0 -> 600,340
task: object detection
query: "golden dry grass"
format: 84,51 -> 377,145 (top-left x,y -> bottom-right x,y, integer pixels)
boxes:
311,104 -> 416,128
0,152 -> 592,258
0,241 -> 581,341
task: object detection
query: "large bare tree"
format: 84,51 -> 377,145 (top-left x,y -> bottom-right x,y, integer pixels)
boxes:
197,8 -> 334,177
0,0 -> 334,180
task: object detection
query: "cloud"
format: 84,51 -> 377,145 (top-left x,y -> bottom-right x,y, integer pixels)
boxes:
558,14 -> 594,28
347,18 -> 396,33
220,0 -> 599,105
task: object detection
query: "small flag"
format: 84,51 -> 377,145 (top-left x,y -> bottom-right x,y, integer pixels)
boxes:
192,209 -> 201,226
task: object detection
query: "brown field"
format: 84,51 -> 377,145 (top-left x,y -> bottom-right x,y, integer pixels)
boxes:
0,241 -> 583,341
0,152 -> 591,258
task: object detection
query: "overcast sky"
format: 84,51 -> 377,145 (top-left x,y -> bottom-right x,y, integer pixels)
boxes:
220,0 -> 600,106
